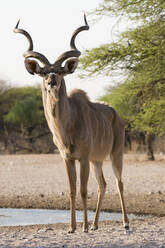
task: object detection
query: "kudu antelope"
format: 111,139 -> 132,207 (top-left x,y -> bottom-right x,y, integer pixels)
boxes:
14,15 -> 129,233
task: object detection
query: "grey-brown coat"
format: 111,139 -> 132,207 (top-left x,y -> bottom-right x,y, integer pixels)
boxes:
14,15 -> 129,233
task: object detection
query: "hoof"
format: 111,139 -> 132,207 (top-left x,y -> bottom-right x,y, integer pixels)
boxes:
83,228 -> 88,233
91,225 -> 98,231
83,224 -> 88,233
68,228 -> 76,233
124,223 -> 129,230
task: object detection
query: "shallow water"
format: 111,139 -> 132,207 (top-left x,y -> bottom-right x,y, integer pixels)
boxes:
0,208 -> 143,227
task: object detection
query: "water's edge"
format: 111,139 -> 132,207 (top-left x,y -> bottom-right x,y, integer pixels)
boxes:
0,208 -> 147,227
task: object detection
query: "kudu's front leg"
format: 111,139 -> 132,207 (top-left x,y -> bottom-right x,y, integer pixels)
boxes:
80,158 -> 89,232
64,159 -> 77,233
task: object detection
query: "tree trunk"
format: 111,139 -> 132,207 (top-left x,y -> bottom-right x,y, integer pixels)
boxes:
146,133 -> 155,160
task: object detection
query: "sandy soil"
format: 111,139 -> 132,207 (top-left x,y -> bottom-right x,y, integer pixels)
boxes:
0,153 -> 165,247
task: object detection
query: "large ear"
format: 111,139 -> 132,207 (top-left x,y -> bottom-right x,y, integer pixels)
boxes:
63,58 -> 79,75
24,59 -> 43,75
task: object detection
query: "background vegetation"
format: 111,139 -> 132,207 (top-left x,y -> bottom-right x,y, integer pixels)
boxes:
80,0 -> 165,159
0,81 -> 45,130
0,81 -> 54,154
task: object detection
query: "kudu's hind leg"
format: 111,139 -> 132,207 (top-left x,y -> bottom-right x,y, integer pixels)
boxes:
110,153 -> 129,230
80,158 -> 90,232
90,161 -> 106,230
64,159 -> 77,233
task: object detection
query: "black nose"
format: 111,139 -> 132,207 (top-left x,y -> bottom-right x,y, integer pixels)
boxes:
50,81 -> 56,87
48,74 -> 56,87
48,81 -> 56,88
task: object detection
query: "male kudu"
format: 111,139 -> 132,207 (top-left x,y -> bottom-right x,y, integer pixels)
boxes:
14,15 -> 129,233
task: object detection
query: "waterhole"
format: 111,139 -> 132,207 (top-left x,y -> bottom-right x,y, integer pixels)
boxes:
0,208 -> 145,227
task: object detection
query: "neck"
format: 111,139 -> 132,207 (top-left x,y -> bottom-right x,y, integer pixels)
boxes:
55,79 -> 71,125
41,78 -> 73,155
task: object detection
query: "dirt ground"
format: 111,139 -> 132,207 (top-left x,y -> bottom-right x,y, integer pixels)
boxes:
0,153 -> 165,247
